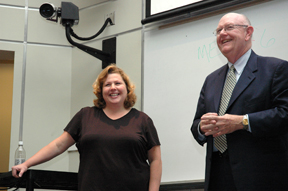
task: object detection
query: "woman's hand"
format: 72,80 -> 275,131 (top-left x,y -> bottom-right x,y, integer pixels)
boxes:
12,163 -> 28,178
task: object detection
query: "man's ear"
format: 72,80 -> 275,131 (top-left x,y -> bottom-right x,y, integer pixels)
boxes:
245,26 -> 254,41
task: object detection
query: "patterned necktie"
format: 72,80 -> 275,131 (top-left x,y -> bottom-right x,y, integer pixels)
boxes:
214,65 -> 236,153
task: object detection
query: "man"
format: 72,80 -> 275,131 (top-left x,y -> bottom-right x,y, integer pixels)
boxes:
191,13 -> 288,191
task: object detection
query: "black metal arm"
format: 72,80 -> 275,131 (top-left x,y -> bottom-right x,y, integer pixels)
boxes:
64,21 -> 115,64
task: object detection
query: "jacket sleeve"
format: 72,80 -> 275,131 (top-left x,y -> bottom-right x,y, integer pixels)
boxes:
191,78 -> 208,146
248,59 -> 288,137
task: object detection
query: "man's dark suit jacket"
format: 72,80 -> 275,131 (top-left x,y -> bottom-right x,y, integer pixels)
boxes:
191,50 -> 288,191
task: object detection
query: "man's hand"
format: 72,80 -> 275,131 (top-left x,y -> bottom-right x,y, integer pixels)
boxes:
200,113 -> 218,134
200,113 -> 244,137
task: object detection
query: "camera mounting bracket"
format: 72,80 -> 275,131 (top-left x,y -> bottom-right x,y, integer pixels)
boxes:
65,25 -> 116,68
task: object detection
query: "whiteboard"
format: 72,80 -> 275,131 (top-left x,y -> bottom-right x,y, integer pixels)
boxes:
151,0 -> 202,15
143,0 -> 288,183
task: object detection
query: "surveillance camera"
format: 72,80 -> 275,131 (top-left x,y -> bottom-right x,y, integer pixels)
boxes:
60,2 -> 79,26
39,2 -> 79,27
39,3 -> 58,19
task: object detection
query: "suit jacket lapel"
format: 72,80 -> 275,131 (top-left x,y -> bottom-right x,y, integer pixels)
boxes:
228,51 -> 258,109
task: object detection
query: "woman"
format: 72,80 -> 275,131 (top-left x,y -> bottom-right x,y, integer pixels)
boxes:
12,64 -> 162,191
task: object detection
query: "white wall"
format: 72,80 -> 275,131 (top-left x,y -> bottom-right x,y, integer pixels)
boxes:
70,0 -> 143,115
1,1 -> 73,178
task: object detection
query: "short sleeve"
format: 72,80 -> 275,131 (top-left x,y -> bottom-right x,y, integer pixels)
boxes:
64,109 -> 83,142
145,116 -> 161,150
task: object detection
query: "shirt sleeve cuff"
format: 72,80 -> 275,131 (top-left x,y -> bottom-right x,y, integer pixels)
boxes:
197,122 -> 206,141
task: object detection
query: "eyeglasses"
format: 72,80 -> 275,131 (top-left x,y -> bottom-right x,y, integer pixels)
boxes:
213,24 -> 248,36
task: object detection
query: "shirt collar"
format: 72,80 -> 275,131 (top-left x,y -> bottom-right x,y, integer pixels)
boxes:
227,49 -> 251,75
